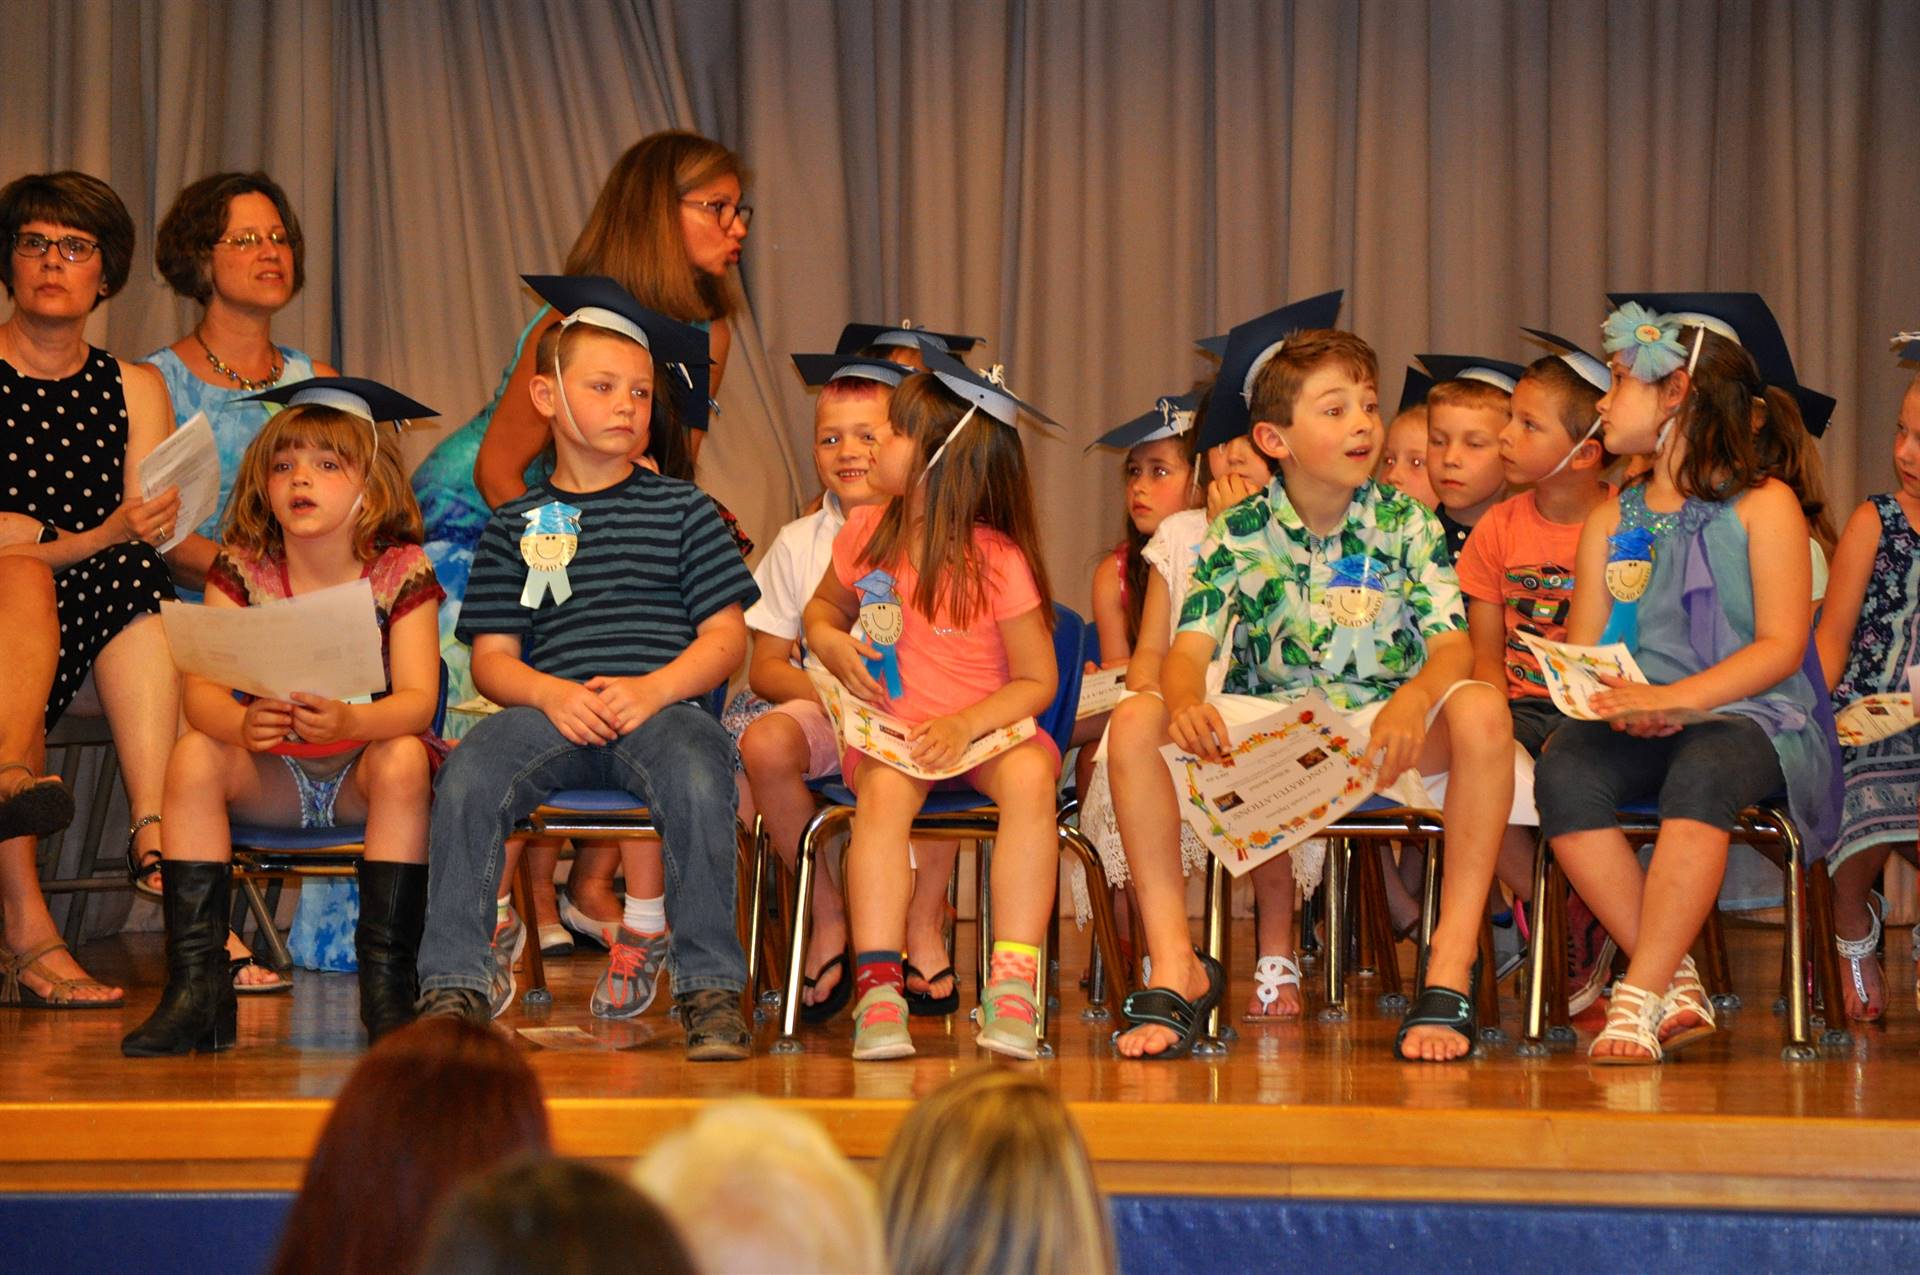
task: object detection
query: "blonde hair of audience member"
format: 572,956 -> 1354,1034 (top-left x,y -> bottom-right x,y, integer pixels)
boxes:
419,1156 -> 696,1275
633,1099 -> 884,1275
879,1069 -> 1115,1275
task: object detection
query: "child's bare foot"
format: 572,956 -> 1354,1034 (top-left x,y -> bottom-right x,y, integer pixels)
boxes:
1115,948 -> 1222,1058
225,931 -> 289,992
801,914 -> 849,1008
1398,946 -> 1475,1061
903,917 -> 955,1003
1834,892 -> 1887,1022
1243,954 -> 1303,1019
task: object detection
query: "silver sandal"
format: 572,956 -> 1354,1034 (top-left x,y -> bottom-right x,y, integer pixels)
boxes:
1834,890 -> 1885,1023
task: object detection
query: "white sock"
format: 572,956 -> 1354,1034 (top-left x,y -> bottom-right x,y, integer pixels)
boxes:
624,893 -> 667,935
496,896 -> 510,920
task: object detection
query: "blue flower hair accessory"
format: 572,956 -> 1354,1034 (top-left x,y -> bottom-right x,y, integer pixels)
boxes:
1602,302 -> 1688,384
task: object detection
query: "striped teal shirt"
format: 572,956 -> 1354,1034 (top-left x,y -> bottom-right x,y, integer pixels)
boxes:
459,468 -> 758,681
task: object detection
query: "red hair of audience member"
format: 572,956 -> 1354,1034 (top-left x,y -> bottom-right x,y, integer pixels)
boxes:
266,1017 -> 551,1275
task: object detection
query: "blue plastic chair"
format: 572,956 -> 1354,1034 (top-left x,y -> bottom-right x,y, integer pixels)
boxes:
228,661 -> 451,972
770,604 -> 1124,1054
504,683 -> 756,1008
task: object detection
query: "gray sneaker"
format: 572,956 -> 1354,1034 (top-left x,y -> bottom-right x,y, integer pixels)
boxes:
414,986 -> 489,1025
490,905 -> 525,1019
591,926 -> 670,1019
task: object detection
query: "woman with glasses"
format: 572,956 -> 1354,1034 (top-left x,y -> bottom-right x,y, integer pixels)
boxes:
140,172 -> 340,990
0,171 -> 181,1009
408,131 -> 751,955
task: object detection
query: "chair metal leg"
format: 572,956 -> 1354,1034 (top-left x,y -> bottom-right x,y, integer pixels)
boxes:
1356,834 -> 1406,1010
1778,821 -> 1817,1061
235,871 -> 293,974
1351,837 -> 1378,978
742,817 -> 768,1022
1701,907 -> 1739,1012
1475,905 -> 1504,1042
1519,836 -> 1556,1055
1058,826 -> 1121,1022
1035,908 -> 1054,1057
1544,859 -> 1573,1042
774,806 -> 849,1051
1194,854 -> 1230,1055
512,850 -> 550,1005
976,839 -> 994,1011
1807,857 -> 1852,1047
1318,837 -> 1349,1021
1414,836 -> 1442,991
1298,884 -> 1320,965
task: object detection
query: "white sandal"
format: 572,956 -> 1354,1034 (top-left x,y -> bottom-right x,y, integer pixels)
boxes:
1657,954 -> 1716,1054
1245,954 -> 1303,1020
1834,890 -> 1885,1023
1589,981 -> 1663,1064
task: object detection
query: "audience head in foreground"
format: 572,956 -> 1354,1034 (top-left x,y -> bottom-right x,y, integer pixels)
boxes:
267,1017 -> 551,1275
879,1068 -> 1115,1275
419,1156 -> 697,1275
633,1098 -> 884,1274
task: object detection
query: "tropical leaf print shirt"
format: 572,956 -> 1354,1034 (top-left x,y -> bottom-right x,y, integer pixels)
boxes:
1175,477 -> 1466,711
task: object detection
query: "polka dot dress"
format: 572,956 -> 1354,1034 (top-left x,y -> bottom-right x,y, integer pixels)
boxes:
0,347 -> 175,727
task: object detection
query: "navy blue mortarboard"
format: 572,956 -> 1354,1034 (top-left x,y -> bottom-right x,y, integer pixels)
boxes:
1520,328 -> 1611,394
918,339 -> 1058,429
245,376 -> 436,426
1394,367 -> 1433,417
1892,331 -> 1920,365
523,274 -> 715,429
791,352 -> 914,390
1417,353 -> 1525,395
1086,392 -> 1199,454
835,321 -> 984,358
1604,291 -> 1834,438
1193,290 -> 1346,450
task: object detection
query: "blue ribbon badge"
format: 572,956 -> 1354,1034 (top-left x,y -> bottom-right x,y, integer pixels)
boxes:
1597,526 -> 1656,646
854,568 -> 906,699
1322,554 -> 1388,679
519,501 -> 582,609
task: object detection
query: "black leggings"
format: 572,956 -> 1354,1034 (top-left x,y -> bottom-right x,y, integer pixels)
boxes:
1535,715 -> 1784,840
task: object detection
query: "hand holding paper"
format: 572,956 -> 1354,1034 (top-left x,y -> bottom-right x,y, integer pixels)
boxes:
161,579 -> 387,704
138,412 -> 220,552
806,668 -> 1034,780
1075,665 -> 1127,720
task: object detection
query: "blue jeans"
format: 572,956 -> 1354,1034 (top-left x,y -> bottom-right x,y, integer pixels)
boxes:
417,702 -> 745,998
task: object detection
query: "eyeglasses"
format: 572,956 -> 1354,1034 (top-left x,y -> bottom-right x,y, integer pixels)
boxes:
680,198 -> 752,232
212,229 -> 298,252
11,232 -> 100,263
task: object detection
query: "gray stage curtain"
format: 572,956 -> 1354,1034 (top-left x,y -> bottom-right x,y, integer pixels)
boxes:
4,0 -> 1916,610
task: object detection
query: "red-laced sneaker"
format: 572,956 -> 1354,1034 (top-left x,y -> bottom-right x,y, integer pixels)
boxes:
976,976 -> 1040,1060
851,984 -> 914,1061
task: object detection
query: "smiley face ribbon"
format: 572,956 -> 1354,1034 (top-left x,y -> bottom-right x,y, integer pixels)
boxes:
853,568 -> 906,699
520,501 -> 582,609
1322,554 -> 1389,679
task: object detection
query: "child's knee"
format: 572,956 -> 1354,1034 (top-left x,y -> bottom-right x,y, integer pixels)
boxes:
167,728 -> 232,782
1109,693 -> 1167,750
737,712 -> 802,779
361,736 -> 430,796
1441,683 -> 1511,749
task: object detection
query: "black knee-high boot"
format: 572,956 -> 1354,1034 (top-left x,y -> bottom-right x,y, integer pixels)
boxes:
121,861 -> 238,1057
356,859 -> 428,1043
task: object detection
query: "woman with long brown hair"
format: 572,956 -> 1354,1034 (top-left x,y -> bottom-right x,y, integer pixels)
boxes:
410,130 -> 750,956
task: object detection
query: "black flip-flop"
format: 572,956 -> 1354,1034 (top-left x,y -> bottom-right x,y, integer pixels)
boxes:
904,961 -> 960,1017
1110,948 -> 1225,1060
1395,959 -> 1480,1062
799,952 -> 852,1025
0,773 -> 74,844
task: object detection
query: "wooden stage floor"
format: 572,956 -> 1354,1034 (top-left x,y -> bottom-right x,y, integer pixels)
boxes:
5,917 -> 1920,1214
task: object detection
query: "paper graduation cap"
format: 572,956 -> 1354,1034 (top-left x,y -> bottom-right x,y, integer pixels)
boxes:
917,339 -> 1059,429
1520,328 -> 1611,393
1604,291 -> 1835,438
1891,331 -> 1920,365
834,321 -> 985,357
1087,392 -> 1199,453
1193,290 -> 1347,450
1395,367 -> 1434,417
245,375 -> 437,424
791,352 -> 914,390
522,274 -> 715,430
1416,353 -> 1526,394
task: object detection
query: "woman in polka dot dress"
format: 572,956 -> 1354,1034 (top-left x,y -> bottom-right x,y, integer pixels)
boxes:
0,172 -> 183,1008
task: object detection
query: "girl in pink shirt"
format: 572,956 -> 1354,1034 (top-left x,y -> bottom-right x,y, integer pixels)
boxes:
805,357 -> 1061,1062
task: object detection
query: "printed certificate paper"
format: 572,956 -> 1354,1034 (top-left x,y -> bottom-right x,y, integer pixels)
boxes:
807,670 -> 1035,781
1160,691 -> 1372,878
138,411 -> 220,553
1835,666 -> 1920,747
160,579 -> 387,703
1516,633 -> 1648,720
1075,666 -> 1127,720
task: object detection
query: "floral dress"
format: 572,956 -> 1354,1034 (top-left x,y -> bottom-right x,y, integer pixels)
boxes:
1829,494 -> 1920,870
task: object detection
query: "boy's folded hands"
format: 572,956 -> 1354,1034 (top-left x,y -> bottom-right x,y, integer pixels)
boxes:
537,678 -> 623,745
584,674 -> 665,735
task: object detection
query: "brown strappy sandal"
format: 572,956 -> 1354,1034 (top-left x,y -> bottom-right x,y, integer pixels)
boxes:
0,937 -> 124,1009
